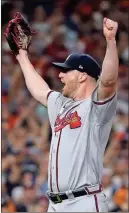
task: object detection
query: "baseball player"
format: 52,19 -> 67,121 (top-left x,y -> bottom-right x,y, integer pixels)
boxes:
5,13 -> 118,212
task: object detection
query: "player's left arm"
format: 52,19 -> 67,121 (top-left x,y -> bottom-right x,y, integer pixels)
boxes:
97,18 -> 119,101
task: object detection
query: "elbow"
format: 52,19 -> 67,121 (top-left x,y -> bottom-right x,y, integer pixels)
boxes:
26,88 -> 40,101
30,89 -> 48,106
100,77 -> 117,87
31,91 -> 42,101
100,71 -> 118,87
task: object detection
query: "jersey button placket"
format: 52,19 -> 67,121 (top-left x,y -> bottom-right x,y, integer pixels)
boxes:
51,142 -> 58,192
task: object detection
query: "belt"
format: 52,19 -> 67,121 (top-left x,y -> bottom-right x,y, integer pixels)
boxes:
46,184 -> 102,204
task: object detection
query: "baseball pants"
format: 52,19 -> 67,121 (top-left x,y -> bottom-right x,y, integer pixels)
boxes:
47,191 -> 108,212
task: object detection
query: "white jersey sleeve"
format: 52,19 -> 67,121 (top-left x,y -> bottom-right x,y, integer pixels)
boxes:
91,86 -> 117,124
47,91 -> 67,128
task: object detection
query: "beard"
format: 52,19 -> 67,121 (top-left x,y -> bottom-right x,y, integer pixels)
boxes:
61,81 -> 78,98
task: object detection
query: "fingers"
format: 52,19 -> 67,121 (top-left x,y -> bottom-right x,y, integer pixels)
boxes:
103,17 -> 107,24
103,17 -> 118,30
11,32 -> 19,43
14,12 -> 22,19
103,18 -> 113,30
4,20 -> 14,36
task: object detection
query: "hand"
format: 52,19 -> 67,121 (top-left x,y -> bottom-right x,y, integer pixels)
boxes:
4,12 -> 33,56
103,18 -> 118,40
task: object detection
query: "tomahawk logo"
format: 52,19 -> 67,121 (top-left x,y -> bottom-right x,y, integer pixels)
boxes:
54,111 -> 82,132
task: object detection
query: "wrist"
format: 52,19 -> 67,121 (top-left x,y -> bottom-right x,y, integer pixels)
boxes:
106,37 -> 116,43
16,49 -> 28,60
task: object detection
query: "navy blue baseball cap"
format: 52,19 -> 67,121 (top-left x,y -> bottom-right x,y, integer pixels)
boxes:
52,53 -> 101,80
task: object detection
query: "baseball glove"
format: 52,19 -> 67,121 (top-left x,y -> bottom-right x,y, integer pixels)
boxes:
4,12 -> 34,55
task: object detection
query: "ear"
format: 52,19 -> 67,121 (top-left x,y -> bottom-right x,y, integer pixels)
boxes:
79,73 -> 87,83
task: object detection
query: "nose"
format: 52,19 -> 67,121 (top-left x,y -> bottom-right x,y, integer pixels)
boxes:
59,72 -> 65,78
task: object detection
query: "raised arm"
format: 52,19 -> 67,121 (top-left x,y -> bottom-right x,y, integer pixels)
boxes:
16,49 -> 51,107
97,18 -> 119,100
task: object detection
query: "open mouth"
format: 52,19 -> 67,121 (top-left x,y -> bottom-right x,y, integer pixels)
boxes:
61,80 -> 66,87
60,79 -> 65,84
60,79 -> 66,91
62,83 -> 66,91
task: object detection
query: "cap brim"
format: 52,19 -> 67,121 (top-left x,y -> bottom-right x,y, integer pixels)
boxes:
52,62 -> 72,72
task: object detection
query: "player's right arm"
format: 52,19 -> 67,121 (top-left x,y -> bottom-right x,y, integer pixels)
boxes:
16,49 -> 51,107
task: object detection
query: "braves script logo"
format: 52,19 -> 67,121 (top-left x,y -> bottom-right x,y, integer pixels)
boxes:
54,111 -> 82,132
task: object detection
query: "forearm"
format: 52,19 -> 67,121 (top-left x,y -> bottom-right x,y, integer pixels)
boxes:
101,39 -> 119,86
9,65 -> 22,102
16,50 -> 50,105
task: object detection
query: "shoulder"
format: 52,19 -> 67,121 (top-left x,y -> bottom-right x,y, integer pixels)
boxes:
91,85 -> 117,105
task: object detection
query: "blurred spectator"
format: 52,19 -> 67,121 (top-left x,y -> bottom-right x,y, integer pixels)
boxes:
11,186 -> 27,212
31,5 -> 51,55
1,0 -> 129,212
113,184 -> 128,212
112,159 -> 128,189
118,30 -> 129,65
102,168 -> 118,211
44,26 -> 69,61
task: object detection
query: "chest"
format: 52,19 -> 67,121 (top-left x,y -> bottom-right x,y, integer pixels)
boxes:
54,101 -> 91,133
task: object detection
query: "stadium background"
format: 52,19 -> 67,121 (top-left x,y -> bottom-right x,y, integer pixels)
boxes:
1,0 -> 128,212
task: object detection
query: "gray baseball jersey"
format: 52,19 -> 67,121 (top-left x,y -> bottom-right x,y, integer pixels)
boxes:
47,86 -> 117,193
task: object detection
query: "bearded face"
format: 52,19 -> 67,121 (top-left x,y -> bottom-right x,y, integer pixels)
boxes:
62,80 -> 78,97
59,70 -> 80,98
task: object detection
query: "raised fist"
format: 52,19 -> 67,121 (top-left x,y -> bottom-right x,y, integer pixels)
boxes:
103,18 -> 118,40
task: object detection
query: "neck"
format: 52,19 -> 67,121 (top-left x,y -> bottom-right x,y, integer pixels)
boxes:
73,81 -> 97,101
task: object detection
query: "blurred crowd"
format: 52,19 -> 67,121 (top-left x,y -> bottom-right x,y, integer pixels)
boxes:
1,0 -> 128,212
